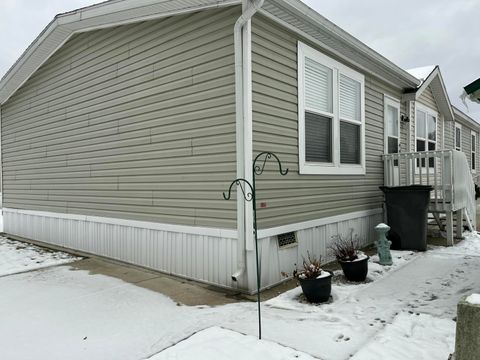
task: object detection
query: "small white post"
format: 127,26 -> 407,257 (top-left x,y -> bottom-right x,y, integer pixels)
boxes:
456,209 -> 464,240
446,211 -> 454,246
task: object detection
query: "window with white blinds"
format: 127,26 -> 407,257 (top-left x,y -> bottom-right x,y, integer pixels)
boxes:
298,42 -> 365,175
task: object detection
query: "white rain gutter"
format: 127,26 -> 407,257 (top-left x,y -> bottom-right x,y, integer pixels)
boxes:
233,0 -> 264,283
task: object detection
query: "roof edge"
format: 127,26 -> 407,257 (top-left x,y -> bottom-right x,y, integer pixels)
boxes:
280,0 -> 420,88
453,105 -> 480,129
0,0 -> 241,105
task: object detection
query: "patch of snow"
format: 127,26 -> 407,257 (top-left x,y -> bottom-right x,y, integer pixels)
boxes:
1,229 -> 480,359
0,236 -> 80,277
316,270 -> 331,279
430,231 -> 480,255
351,252 -> 368,262
407,65 -> 436,84
351,312 -> 455,360
466,293 -> 480,305
150,326 -> 316,360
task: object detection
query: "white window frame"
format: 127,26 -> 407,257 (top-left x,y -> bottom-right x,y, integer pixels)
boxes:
298,41 -> 365,175
384,95 -> 401,155
415,104 -> 438,152
471,130 -> 477,173
455,122 -> 462,151
415,103 -> 438,170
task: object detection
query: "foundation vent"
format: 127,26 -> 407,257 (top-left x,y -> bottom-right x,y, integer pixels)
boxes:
277,232 -> 298,248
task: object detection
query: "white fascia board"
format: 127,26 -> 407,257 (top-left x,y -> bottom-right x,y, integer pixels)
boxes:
274,0 -> 420,88
0,0 -> 241,105
413,66 -> 438,97
412,66 -> 454,122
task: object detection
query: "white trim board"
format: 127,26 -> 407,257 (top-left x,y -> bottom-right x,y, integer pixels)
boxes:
4,207 -> 383,243
2,208 -> 238,239
257,208 -> 382,238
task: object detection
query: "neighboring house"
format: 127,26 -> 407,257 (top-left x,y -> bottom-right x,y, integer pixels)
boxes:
0,0 -> 476,293
463,77 -> 480,104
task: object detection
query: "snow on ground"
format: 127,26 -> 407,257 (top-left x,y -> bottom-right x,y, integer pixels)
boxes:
0,236 -> 80,277
150,327 -> 316,360
351,312 -> 455,360
466,293 -> 480,305
0,233 -> 479,359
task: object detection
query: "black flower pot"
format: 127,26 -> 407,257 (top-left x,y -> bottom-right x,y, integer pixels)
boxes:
298,270 -> 333,303
339,256 -> 369,282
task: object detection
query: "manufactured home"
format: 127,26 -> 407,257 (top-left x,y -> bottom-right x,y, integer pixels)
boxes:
0,0 -> 477,293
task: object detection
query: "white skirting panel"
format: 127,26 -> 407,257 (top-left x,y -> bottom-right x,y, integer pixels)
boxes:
251,209 -> 384,291
3,209 -> 239,289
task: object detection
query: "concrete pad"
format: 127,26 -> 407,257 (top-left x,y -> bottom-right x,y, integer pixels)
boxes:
67,257 -> 243,306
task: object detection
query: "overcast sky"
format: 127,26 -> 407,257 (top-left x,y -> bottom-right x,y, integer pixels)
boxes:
1,0 -> 480,119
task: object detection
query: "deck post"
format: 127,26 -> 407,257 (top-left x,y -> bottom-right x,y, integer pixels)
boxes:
446,211 -> 454,246
456,209 -> 464,240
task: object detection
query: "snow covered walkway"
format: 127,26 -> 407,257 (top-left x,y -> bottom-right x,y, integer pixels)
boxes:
0,234 -> 479,359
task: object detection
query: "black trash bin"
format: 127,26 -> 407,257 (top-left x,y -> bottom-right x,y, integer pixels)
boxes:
379,185 -> 433,251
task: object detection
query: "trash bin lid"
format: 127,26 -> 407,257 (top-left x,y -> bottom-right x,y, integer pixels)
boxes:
379,185 -> 433,193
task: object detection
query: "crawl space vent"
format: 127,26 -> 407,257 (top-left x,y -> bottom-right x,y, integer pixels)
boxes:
277,232 -> 297,248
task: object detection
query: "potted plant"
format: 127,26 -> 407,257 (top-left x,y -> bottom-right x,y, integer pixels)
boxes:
294,252 -> 333,303
329,229 -> 369,282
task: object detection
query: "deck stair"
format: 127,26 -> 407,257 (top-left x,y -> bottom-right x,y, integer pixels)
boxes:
383,150 -> 476,245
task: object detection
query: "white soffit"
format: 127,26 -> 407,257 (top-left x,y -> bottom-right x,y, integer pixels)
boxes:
260,0 -> 420,89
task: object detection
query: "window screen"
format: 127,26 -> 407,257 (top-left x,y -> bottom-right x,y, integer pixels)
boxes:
305,112 -> 332,163
340,121 -> 360,164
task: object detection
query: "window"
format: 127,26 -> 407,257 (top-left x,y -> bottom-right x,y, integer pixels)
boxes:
472,131 -> 477,172
298,42 -> 365,175
384,96 -> 400,156
455,123 -> 462,151
415,105 -> 437,168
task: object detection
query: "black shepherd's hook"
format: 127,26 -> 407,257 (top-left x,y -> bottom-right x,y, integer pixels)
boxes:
223,179 -> 254,202
253,151 -> 289,177
222,152 -> 288,340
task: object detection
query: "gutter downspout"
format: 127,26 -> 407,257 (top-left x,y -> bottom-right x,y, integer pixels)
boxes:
233,0 -> 264,284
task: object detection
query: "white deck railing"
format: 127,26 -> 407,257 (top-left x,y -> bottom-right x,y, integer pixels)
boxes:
383,150 -> 476,230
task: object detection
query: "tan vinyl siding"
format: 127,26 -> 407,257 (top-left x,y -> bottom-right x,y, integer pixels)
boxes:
251,15 -> 401,229
453,114 -> 480,171
417,85 -> 438,112
1,7 -> 239,228
444,120 -> 455,150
